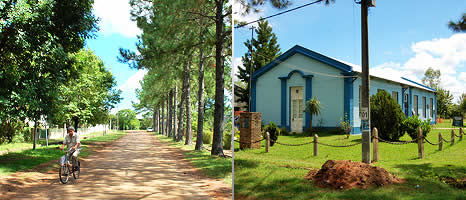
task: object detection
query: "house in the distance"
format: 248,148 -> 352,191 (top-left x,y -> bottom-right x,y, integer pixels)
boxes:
251,45 -> 436,134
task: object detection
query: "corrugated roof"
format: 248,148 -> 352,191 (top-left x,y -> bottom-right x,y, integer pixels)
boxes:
333,58 -> 436,93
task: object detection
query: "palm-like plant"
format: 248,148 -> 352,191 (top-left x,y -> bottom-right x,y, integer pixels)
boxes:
305,97 -> 322,134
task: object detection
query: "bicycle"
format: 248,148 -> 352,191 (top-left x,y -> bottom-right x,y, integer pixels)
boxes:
59,148 -> 81,184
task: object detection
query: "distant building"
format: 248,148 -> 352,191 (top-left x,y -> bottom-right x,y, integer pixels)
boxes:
251,45 -> 436,134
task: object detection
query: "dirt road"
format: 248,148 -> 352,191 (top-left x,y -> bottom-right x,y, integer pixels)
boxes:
1,131 -> 232,200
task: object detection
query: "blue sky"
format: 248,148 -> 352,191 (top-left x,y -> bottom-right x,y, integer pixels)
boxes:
83,0 -> 465,114
84,0 -> 146,115
233,0 -> 466,101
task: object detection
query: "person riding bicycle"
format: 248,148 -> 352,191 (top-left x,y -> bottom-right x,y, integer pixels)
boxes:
60,126 -> 81,171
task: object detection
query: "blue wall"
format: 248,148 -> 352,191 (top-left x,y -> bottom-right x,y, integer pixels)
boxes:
352,77 -> 436,135
255,53 -> 346,131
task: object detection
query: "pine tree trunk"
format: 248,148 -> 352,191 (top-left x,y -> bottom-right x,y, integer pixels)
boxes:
177,62 -> 189,142
185,64 -> 192,145
212,0 -> 225,156
168,90 -> 173,137
156,106 -> 157,133
173,85 -> 178,141
157,106 -> 161,134
166,97 -> 169,136
195,45 -> 205,151
161,100 -> 165,135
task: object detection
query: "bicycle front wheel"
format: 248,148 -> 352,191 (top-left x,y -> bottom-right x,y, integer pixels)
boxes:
59,164 -> 70,184
73,161 -> 80,179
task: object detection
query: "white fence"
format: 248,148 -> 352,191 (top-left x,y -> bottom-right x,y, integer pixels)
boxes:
40,124 -> 109,140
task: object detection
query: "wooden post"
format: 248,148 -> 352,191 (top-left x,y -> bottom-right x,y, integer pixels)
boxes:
372,127 -> 379,162
418,127 -> 424,159
451,129 -> 455,145
314,134 -> 318,157
438,133 -> 443,151
265,132 -> 270,153
459,128 -> 463,141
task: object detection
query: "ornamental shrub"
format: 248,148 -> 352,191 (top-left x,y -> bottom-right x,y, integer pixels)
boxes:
263,122 -> 279,146
402,115 -> 431,140
280,127 -> 290,136
370,90 -> 406,141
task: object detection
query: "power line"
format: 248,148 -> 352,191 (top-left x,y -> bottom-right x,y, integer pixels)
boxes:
235,0 -> 324,28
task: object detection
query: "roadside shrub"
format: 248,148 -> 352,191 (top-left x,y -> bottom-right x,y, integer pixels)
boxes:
370,90 -> 406,141
223,131 -> 232,150
280,127 -> 290,136
263,122 -> 279,146
402,115 -> 431,140
203,130 -> 213,144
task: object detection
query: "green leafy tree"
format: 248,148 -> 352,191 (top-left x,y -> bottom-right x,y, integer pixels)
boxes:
51,49 -> 121,130
437,88 -> 454,119
117,109 -> 139,130
304,97 -> 322,134
370,90 -> 406,141
460,93 -> 466,115
421,67 -> 441,90
235,20 -> 281,109
449,13 -> 466,32
0,0 -> 97,148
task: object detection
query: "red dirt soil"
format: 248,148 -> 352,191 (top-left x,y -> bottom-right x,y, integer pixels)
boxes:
305,160 -> 404,189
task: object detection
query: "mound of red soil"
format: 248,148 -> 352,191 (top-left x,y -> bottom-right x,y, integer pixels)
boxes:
305,160 -> 403,189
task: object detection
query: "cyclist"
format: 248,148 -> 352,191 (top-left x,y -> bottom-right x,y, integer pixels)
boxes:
60,126 -> 81,171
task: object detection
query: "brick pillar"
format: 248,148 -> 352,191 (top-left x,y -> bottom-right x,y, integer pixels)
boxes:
239,112 -> 262,149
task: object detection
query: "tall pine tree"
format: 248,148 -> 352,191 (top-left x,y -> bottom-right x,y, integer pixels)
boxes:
235,20 -> 281,110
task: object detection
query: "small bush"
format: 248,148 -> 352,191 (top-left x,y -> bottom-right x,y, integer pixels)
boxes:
203,130 -> 213,144
263,122 -> 279,146
328,128 -> 345,135
402,115 -> 431,140
370,90 -> 406,141
280,127 -> 289,136
223,131 -> 232,150
339,113 -> 352,139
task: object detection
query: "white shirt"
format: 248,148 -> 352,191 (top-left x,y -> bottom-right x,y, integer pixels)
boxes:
63,132 -> 81,149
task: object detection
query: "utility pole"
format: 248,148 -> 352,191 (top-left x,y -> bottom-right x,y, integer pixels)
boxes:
248,26 -> 255,112
359,0 -> 375,164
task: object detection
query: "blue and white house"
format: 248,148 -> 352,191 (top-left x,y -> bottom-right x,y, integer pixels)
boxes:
251,45 -> 437,134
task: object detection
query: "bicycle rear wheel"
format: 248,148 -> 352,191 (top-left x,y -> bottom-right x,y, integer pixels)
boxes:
59,164 -> 70,184
73,160 -> 80,179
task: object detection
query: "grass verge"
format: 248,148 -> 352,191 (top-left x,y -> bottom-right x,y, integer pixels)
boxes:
234,129 -> 466,200
153,133 -> 232,184
0,130 -> 127,176
433,119 -> 465,129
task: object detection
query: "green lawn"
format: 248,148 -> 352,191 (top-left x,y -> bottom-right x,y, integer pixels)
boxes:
433,119 -> 465,129
154,134 -> 232,184
0,130 -> 127,176
234,129 -> 466,200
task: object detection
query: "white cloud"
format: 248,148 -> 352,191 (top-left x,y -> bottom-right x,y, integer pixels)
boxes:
93,0 -> 142,37
232,57 -> 243,82
113,69 -> 148,113
460,72 -> 466,82
372,33 -> 466,101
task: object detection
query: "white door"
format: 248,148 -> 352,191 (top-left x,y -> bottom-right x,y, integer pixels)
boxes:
291,87 -> 304,133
